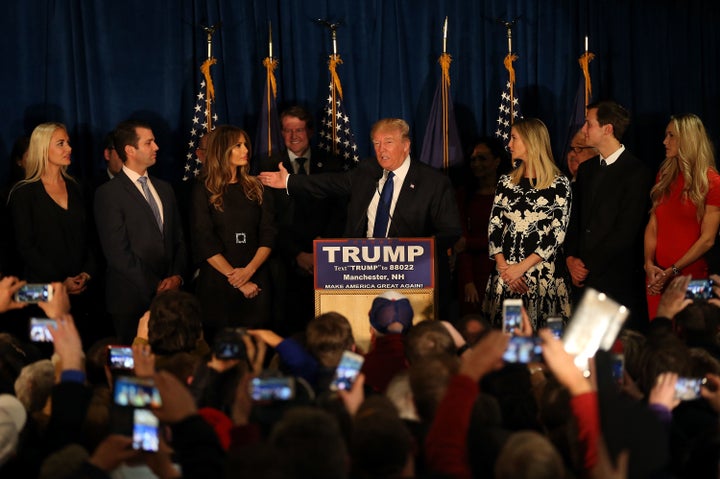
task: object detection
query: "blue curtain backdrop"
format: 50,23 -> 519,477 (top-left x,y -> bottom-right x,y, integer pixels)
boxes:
1,0 -> 718,184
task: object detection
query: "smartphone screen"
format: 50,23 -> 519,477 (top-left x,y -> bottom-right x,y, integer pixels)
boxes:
132,408 -> 159,452
29,318 -> 57,342
502,300 -> 523,334
114,376 -> 162,408
503,336 -> 543,363
15,284 -> 53,303
686,279 -> 714,300
546,317 -> 563,339
250,377 -> 296,402
610,353 -> 624,384
330,350 -> 365,391
107,346 -> 135,370
674,377 -> 707,401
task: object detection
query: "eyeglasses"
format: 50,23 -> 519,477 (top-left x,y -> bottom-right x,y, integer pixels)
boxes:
282,128 -> 307,135
569,146 -> 594,154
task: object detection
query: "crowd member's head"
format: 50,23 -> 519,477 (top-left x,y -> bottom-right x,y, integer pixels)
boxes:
281,105 -> 314,157
102,131 -> 122,177
384,372 -> 419,421
468,137 -> 504,186
306,312 -> 355,369
494,431 -> 565,479
270,406 -> 348,479
456,314 -> 491,346
651,113 -> 716,218
408,355 -> 458,423
0,394 -> 27,467
404,320 -> 456,364
350,395 -> 414,479
203,125 -> 262,211
566,128 -> 595,179
20,123 -> 73,185
9,136 -> 30,183
583,100 -> 630,147
148,290 -> 203,355
14,359 -> 54,414
0,334 -> 31,396
195,131 -> 209,164
369,291 -> 414,337
637,333 -> 691,396
371,119 -> 411,172
618,329 -> 647,383
113,120 -> 157,176
507,118 -> 561,189
674,301 -> 720,347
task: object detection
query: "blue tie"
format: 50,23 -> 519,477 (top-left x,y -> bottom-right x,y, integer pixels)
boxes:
137,176 -> 163,232
373,171 -> 394,238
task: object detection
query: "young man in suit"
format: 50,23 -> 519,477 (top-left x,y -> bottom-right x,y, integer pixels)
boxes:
565,101 -> 652,329
94,120 -> 187,343
259,118 -> 461,319
258,106 -> 346,334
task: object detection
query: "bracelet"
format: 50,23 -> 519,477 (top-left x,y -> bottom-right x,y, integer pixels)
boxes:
671,264 -> 681,276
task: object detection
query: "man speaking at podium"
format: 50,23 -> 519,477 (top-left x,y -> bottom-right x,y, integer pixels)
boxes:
259,118 -> 461,317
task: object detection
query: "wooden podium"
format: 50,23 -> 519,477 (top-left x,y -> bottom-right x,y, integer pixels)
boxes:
313,237 -> 436,351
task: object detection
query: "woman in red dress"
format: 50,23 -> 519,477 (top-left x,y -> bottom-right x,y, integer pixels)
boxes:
644,114 -> 720,318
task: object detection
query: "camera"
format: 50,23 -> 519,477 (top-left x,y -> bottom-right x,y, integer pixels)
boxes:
686,279 -> 714,300
330,350 -> 365,391
107,345 -> 134,370
29,318 -> 56,342
674,377 -> 707,401
213,327 -> 248,360
250,376 -> 296,402
503,336 -> 543,363
502,299 -> 523,334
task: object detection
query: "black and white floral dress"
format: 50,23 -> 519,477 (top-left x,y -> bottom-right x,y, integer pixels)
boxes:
482,174 -> 572,328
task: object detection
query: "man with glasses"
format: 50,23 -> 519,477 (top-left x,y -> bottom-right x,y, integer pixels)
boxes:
566,129 -> 596,181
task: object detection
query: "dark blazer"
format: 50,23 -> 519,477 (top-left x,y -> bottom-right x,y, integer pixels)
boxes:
565,150 -> 652,309
94,169 -> 187,316
259,147 -> 346,260
287,156 -> 462,250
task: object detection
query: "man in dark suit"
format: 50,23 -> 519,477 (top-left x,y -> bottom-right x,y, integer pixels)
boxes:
259,118 -> 461,318
259,106 -> 346,333
565,101 -> 652,329
94,120 -> 187,342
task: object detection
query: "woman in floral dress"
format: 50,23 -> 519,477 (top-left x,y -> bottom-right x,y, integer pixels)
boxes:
482,118 -> 572,329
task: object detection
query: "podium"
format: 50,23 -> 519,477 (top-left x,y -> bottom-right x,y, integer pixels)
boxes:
313,237 -> 436,351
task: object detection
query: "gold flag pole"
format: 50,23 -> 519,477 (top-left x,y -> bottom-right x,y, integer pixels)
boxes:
318,19 -> 344,157
201,23 -> 220,131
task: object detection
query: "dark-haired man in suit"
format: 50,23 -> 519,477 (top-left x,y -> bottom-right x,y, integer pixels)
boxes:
565,101 -> 652,329
94,120 -> 186,342
258,106 -> 345,334
259,118 -> 461,318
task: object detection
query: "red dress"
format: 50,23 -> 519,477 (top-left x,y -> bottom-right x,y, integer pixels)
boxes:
648,169 -> 720,317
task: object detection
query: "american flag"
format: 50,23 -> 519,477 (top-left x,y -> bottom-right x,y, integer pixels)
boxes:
183,78 -> 218,181
494,80 -> 523,142
318,58 -> 360,170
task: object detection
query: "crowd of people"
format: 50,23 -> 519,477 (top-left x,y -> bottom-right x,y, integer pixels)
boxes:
0,98 -> 719,477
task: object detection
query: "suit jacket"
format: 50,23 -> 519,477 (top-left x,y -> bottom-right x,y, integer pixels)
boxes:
565,150 -> 652,307
259,147 -> 346,260
94,170 -> 187,316
287,157 -> 462,250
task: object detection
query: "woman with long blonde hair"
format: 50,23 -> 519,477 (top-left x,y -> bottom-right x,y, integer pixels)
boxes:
644,114 -> 720,317
190,125 -> 276,341
482,118 -> 572,329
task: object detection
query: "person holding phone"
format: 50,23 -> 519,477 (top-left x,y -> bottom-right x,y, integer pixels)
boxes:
644,114 -> 720,318
482,119 -> 572,329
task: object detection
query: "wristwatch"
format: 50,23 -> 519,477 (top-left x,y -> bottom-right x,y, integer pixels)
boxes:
671,264 -> 681,276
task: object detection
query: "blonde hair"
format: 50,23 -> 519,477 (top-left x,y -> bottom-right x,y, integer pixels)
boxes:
508,118 -> 560,189
202,125 -> 263,211
9,123 -> 74,200
370,118 -> 411,141
650,114 -> 716,219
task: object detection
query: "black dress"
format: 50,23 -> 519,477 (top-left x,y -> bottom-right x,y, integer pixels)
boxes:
481,174 -> 572,328
191,180 -> 276,336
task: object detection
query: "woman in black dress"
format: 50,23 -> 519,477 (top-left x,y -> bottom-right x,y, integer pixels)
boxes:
7,123 -> 96,337
481,118 -> 571,329
191,126 -> 276,340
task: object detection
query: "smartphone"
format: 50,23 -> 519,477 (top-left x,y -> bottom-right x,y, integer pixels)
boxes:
213,327 -> 248,360
502,336 -> 543,363
686,279 -> 715,300
330,350 -> 365,391
250,376 -> 296,402
610,353 -> 624,384
107,346 -> 135,371
113,376 -> 162,408
15,284 -> 54,303
502,299 -> 523,334
546,317 -> 564,339
29,318 -> 57,343
674,377 -> 707,401
132,408 -> 159,452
